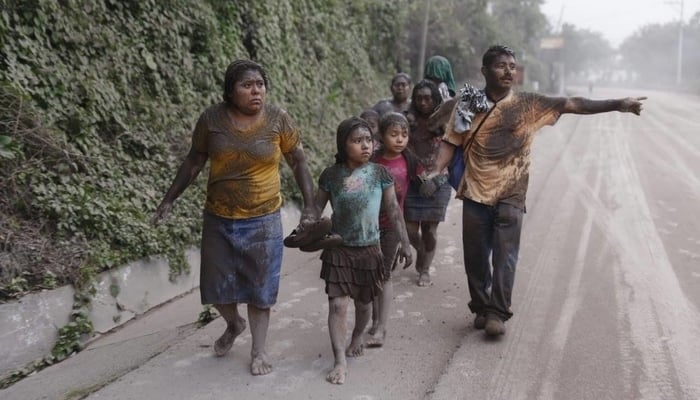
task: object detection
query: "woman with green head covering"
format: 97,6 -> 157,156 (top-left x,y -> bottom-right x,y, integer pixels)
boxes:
424,55 -> 456,100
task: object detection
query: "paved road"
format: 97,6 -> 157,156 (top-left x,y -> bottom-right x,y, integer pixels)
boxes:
432,87 -> 700,400
3,87 -> 699,400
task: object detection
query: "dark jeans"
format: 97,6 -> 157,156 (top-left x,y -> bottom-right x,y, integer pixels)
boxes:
462,199 -> 523,321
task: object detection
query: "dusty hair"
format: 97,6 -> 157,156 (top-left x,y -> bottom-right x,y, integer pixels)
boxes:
359,108 -> 379,121
378,111 -> 408,136
222,59 -> 270,105
482,45 -> 516,67
410,79 -> 442,115
373,112 -> 420,181
334,116 -> 371,164
391,72 -> 411,85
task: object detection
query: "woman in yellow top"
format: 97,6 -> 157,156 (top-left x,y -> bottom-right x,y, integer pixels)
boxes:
152,60 -> 318,376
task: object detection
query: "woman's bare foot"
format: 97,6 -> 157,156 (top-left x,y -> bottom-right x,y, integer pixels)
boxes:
365,329 -> 386,348
250,351 -> 272,375
367,324 -> 378,336
326,363 -> 347,384
417,273 -> 431,287
214,317 -> 246,356
345,337 -> 365,357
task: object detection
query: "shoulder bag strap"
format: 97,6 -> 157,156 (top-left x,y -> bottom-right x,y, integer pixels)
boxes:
462,103 -> 496,157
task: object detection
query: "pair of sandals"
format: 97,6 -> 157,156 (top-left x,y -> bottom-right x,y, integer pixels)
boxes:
283,217 -> 343,252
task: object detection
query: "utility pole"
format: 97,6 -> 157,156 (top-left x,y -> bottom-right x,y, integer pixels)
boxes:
667,0 -> 684,85
418,0 -> 431,78
677,0 -> 684,86
555,5 -> 565,94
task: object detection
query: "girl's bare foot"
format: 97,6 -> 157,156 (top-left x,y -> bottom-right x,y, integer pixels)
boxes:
345,337 -> 365,357
214,317 -> 246,356
417,273 -> 431,287
365,329 -> 386,348
326,363 -> 347,384
250,351 -> 272,375
367,324 -> 378,336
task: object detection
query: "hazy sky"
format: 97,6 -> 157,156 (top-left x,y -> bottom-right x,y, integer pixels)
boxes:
541,0 -> 700,47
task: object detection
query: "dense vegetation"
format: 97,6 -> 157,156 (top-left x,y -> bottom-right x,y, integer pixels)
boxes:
401,0 -> 549,85
4,0 -> 698,302
0,0 -> 560,301
0,0 -> 407,300
5,0 -> 699,386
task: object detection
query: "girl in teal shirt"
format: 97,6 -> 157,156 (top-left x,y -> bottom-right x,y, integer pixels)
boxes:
313,116 -> 411,385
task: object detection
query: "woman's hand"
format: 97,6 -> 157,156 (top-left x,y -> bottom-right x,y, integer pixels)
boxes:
419,174 -> 447,198
152,147 -> 208,227
151,201 -> 173,225
300,204 -> 321,225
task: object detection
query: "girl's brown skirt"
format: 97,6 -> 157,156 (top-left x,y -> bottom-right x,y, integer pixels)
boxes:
320,244 -> 385,304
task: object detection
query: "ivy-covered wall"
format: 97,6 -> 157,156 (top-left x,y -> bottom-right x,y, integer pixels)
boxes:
0,0 -> 407,299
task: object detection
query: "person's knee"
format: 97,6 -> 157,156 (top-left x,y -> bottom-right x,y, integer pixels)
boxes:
424,234 -> 437,251
355,300 -> 371,312
406,222 -> 419,240
213,303 -> 239,320
407,231 -> 421,247
422,223 -> 438,251
247,304 -> 270,314
329,297 -> 348,315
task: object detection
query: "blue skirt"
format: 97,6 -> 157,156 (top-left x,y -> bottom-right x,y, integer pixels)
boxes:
199,210 -> 283,308
403,181 -> 452,222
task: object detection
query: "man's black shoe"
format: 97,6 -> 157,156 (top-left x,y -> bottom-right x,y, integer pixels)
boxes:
485,315 -> 505,336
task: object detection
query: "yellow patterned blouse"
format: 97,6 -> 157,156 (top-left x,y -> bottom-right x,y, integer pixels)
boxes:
192,103 -> 300,219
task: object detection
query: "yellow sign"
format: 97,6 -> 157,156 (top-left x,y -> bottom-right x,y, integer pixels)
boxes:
540,37 -> 565,49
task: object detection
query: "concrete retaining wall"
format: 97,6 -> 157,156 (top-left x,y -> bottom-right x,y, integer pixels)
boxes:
89,249 -> 201,334
0,249 -> 201,378
0,205 -> 301,378
0,285 -> 75,377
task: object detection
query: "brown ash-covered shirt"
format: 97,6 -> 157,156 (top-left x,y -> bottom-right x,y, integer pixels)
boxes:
406,110 -> 444,174
443,91 -> 566,209
192,103 -> 300,219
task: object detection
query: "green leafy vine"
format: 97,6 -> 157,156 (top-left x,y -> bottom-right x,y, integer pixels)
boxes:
0,0 -> 407,386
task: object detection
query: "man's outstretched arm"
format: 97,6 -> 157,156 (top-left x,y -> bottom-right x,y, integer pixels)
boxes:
563,96 -> 647,116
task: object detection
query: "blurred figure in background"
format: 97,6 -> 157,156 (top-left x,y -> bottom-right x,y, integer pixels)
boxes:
404,80 -> 451,287
359,108 -> 380,148
372,72 -> 412,117
424,55 -> 457,101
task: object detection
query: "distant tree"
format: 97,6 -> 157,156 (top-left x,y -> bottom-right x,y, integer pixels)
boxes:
400,0 -> 548,85
559,23 -> 614,76
489,0 -> 549,87
620,23 -> 678,86
402,0 -> 489,83
489,0 -> 549,57
683,11 -> 700,89
620,11 -> 700,89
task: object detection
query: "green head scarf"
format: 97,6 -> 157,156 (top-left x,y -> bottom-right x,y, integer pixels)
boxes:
424,55 -> 456,97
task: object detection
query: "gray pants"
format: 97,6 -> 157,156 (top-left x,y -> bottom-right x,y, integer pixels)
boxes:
462,199 -> 523,321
